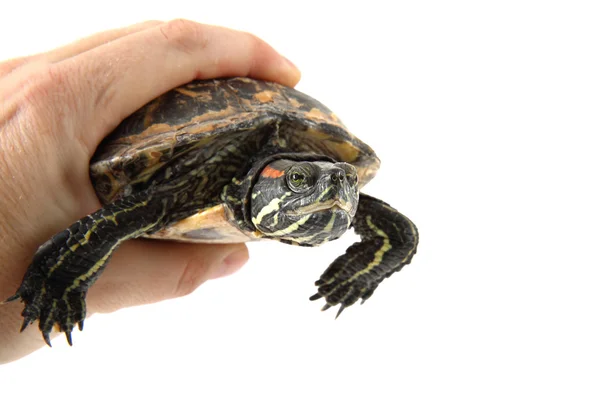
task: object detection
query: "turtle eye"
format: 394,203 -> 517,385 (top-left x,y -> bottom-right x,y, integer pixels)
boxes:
290,173 -> 305,186
287,169 -> 311,192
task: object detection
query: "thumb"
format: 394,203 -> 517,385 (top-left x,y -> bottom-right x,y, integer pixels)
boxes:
88,239 -> 249,314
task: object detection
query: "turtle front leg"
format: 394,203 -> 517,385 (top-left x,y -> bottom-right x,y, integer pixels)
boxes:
310,194 -> 419,317
4,192 -> 167,346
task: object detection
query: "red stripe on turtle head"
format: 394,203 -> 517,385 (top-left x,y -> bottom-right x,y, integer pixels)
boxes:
261,165 -> 285,179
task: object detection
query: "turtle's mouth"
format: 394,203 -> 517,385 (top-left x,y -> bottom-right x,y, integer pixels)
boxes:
288,199 -> 354,216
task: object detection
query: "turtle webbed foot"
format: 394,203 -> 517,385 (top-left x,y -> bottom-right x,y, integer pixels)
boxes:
7,224 -> 97,347
310,194 -> 418,317
10,278 -> 87,347
309,241 -> 380,318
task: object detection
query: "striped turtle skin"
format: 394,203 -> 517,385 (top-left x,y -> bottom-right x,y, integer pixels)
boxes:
5,77 -> 419,346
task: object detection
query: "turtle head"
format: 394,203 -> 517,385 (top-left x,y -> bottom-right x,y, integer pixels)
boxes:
250,159 -> 359,245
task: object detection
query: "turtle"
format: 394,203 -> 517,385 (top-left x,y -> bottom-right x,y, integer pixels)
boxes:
5,77 -> 419,346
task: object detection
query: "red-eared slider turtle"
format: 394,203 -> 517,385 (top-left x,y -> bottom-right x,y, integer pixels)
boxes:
7,77 -> 419,346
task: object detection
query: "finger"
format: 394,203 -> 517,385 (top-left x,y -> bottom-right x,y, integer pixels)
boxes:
0,20 -> 162,78
58,19 -> 300,149
87,239 -> 249,314
44,20 -> 163,63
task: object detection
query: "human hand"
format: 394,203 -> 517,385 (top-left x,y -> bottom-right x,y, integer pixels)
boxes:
0,19 -> 301,363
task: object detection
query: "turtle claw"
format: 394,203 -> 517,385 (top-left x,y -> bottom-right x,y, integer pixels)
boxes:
335,305 -> 346,319
309,292 -> 323,301
359,288 -> 375,305
65,331 -> 73,346
43,331 -> 52,348
2,293 -> 21,304
20,316 -> 34,333
78,320 -> 84,332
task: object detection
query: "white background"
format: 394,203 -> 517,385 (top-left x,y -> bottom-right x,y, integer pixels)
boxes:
1,1 -> 599,399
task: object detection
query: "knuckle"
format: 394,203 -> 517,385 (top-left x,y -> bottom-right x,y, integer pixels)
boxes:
244,32 -> 263,50
209,32 -> 261,77
245,32 -> 270,56
160,18 -> 209,54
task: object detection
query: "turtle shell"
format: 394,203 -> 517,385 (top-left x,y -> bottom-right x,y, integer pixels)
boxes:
89,77 -> 380,242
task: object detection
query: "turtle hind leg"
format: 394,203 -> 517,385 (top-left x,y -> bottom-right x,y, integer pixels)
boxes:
10,192 -> 167,346
310,193 -> 419,316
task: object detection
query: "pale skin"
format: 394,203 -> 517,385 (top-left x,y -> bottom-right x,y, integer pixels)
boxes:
0,19 -> 301,363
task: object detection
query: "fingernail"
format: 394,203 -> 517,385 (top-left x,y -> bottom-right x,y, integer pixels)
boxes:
282,55 -> 298,71
281,56 -> 301,86
213,248 -> 249,279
